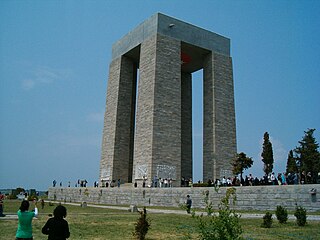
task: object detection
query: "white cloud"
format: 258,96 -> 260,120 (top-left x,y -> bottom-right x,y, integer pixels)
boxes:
21,66 -> 73,90
86,110 -> 105,123
21,79 -> 36,90
270,136 -> 288,174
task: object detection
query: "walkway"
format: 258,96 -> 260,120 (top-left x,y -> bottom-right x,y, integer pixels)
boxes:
1,202 -> 320,221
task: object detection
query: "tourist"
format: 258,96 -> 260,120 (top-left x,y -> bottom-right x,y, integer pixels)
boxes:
306,172 -> 312,184
244,176 -> 249,186
293,172 -> 299,184
142,176 -> 146,188
164,178 -> 168,187
222,176 -> 227,186
270,172 -> 276,185
16,200 -> 38,240
281,173 -> 287,185
188,178 -> 193,187
153,175 -> 158,187
0,192 -> 5,217
301,171 -> 306,184
254,177 -> 260,185
41,199 -> 45,209
227,177 -> 232,186
169,178 -> 173,187
248,174 -> 253,186
42,205 -> 70,240
277,173 -> 282,185
186,195 -> 192,214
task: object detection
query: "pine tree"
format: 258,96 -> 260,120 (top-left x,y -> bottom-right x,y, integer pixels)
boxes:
286,150 -> 297,174
294,129 -> 320,183
261,132 -> 274,176
233,152 -> 253,180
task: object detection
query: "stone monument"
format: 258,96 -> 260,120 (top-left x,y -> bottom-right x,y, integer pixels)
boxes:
99,13 -> 236,187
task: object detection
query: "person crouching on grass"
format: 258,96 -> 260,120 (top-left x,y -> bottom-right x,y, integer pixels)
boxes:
15,200 -> 38,240
42,205 -> 70,240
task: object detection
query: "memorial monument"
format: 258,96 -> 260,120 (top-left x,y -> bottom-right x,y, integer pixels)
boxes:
99,13 -> 236,187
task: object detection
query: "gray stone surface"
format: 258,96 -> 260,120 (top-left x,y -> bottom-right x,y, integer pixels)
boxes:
203,52 -> 236,181
49,184 -> 320,212
112,13 -> 230,61
133,34 -> 181,187
100,13 -> 236,186
100,56 -> 137,183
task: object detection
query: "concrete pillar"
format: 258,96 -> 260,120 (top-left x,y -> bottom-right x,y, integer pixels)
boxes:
99,56 -> 137,185
133,34 -> 181,186
203,52 -> 237,182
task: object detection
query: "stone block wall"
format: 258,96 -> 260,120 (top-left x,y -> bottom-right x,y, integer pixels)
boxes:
48,184 -> 319,212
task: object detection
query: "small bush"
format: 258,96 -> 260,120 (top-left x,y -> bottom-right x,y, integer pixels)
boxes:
197,188 -> 243,240
203,190 -> 214,216
133,207 -> 151,240
294,206 -> 307,226
275,205 -> 288,224
261,212 -> 273,228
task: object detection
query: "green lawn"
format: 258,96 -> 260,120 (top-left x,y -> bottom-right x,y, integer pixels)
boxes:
1,200 -> 319,239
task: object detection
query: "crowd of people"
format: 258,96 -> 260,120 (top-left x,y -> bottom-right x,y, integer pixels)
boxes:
205,171 -> 319,188
52,179 -> 89,188
51,171 -> 319,190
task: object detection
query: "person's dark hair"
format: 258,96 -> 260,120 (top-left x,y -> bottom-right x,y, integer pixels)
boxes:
19,200 -> 30,212
53,205 -> 67,219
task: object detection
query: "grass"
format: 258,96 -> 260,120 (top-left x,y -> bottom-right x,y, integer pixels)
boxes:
1,200 -> 319,239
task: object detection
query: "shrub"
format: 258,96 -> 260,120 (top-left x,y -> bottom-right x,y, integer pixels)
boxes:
275,205 -> 288,224
261,212 -> 273,228
197,188 -> 243,240
203,190 -> 214,216
294,206 -> 307,226
133,207 -> 151,240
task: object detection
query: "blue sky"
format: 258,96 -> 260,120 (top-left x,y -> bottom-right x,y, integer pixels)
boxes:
1,0 -> 319,190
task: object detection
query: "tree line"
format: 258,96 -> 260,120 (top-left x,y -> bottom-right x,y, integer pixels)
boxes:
233,128 -> 320,184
